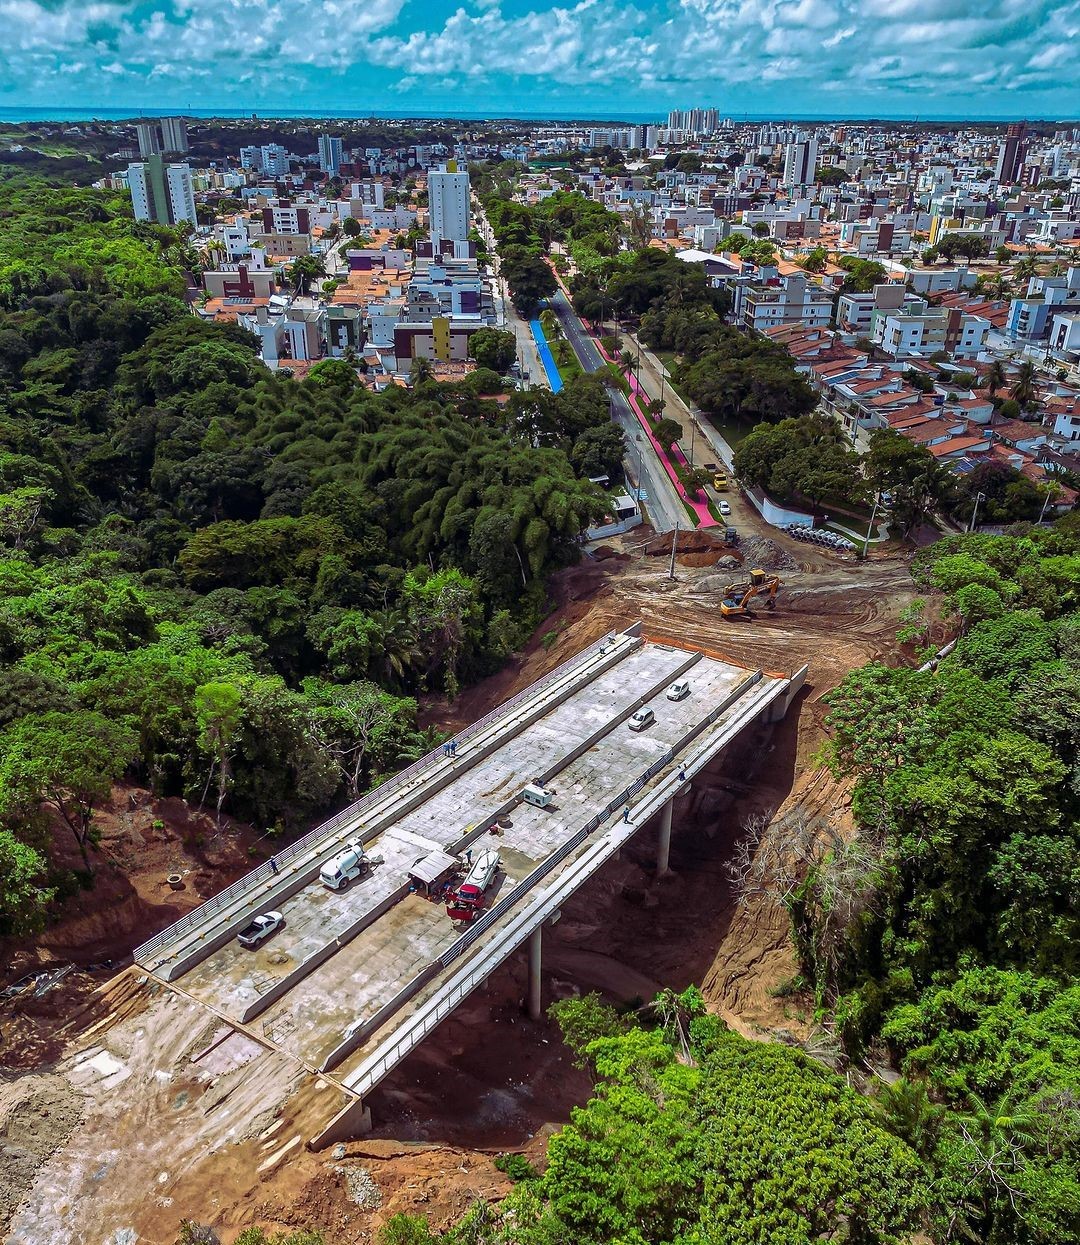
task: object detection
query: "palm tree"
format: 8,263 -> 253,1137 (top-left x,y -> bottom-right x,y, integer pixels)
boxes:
619,350 -> 640,386
985,360 -> 1006,395
956,1088 -> 1042,1213
1014,254 -> 1039,282
1010,360 -> 1038,408
372,610 -> 420,686
409,356 -> 435,387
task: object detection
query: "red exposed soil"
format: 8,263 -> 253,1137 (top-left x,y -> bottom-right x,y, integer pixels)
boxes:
3,531 -> 927,1243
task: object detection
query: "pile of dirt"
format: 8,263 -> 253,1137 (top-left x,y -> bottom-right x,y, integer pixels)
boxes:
644,529 -> 730,558
734,535 -> 799,573
0,1073 -> 85,1236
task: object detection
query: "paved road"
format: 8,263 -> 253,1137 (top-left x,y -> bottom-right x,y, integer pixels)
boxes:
547,289 -> 685,534
473,200 -> 547,388
622,330 -> 765,537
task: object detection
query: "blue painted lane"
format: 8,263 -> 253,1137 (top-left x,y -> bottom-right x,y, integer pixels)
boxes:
529,318 -> 563,393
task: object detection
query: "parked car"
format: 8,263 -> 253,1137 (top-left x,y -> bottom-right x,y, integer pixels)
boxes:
666,679 -> 691,701
320,841 -> 369,890
455,848 -> 501,907
718,500 -> 732,515
628,707 -> 655,731
237,911 -> 284,948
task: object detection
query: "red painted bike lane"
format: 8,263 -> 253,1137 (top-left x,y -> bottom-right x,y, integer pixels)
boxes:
547,265 -> 717,529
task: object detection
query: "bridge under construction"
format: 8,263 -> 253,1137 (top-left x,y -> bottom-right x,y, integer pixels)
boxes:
129,622 -> 806,1145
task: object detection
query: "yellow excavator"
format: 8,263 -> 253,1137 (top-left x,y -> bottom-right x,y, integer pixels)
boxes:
720,568 -> 781,618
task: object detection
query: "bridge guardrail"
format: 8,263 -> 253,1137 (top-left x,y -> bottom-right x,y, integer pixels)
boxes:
325,669 -> 773,1078
132,628 -> 631,967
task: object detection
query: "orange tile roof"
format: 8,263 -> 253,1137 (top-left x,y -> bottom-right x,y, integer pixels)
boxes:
928,435 -> 989,457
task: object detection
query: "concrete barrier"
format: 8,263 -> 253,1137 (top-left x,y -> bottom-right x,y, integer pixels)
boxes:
318,961 -> 442,1073
154,860 -> 325,981
238,882 -> 414,1024
141,631 -> 645,980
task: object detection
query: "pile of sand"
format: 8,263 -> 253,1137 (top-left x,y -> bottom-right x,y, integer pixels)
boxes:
0,1073 -> 85,1235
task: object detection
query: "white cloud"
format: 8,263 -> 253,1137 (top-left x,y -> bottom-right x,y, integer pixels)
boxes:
0,0 -> 1077,108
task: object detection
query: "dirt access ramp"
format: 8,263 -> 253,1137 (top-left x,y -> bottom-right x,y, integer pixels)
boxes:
1,971 -> 342,1245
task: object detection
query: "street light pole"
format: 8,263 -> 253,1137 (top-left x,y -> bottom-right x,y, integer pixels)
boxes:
968,490 -> 986,533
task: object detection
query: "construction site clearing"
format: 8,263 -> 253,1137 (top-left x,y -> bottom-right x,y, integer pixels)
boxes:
130,625 -> 802,1126
2,536 -> 929,1245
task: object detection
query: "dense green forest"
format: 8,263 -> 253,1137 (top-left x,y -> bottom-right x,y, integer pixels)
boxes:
357,525 -> 1080,1245
0,179 -> 615,931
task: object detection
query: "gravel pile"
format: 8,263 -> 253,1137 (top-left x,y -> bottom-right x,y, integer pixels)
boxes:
735,536 -> 798,572
334,1163 -> 382,1209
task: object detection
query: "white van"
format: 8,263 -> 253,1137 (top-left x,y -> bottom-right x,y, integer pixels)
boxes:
456,848 -> 501,906
320,840 -> 369,890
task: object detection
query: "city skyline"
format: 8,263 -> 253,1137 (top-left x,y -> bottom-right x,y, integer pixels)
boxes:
2,0 -> 1078,121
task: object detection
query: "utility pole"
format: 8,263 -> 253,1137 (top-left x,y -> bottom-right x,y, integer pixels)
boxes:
668,520 -> 679,580
864,490 -> 881,559
968,490 -> 985,533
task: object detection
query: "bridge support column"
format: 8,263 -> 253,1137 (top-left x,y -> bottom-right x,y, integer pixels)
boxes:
656,799 -> 673,876
528,926 -> 543,1020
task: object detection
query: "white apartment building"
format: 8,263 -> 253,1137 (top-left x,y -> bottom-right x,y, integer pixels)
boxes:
240,143 -> 290,176
428,164 -> 471,242
741,273 -> 833,332
135,121 -> 161,158
127,164 -> 153,222
166,163 -> 197,226
871,307 -> 989,358
160,117 -> 188,154
318,134 -> 343,175
783,137 -> 818,187
127,157 -> 195,226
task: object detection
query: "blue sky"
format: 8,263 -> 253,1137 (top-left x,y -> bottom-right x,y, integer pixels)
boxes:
2,0 -> 1079,119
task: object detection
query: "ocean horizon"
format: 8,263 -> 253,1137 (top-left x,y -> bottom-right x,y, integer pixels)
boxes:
0,106 -> 1050,126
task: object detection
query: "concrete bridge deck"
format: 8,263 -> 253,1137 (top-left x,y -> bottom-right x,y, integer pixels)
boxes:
133,624 -> 805,1142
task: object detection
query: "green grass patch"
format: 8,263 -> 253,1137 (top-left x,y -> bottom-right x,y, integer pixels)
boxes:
605,362 -> 631,395
549,336 -> 582,380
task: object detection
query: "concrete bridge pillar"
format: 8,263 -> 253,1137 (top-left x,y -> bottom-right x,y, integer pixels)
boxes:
656,799 -> 673,876
528,925 -> 543,1020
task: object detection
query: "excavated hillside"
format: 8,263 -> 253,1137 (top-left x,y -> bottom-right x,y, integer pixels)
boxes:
1,529 -> 927,1244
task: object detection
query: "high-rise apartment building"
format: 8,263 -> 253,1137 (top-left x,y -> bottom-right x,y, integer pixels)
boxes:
783,137 -> 819,186
994,122 -> 1027,185
665,108 -> 718,136
160,116 -> 189,154
260,143 -> 290,177
428,162 -> 471,242
127,156 -> 196,226
136,121 -> 161,158
318,134 -> 344,175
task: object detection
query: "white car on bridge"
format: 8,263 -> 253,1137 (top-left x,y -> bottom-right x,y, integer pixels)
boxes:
236,911 -> 284,948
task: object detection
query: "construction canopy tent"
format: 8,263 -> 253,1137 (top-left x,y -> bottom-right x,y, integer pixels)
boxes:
408,851 -> 460,895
